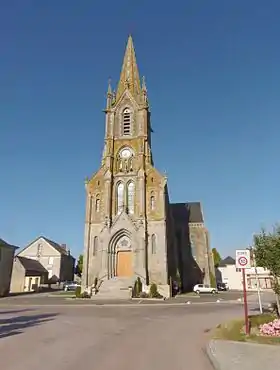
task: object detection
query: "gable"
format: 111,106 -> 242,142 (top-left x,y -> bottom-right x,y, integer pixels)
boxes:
113,89 -> 140,112
87,167 -> 106,194
17,236 -> 66,258
110,211 -> 137,235
146,165 -> 166,189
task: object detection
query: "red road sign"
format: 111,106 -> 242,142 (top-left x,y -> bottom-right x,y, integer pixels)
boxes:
238,256 -> 248,267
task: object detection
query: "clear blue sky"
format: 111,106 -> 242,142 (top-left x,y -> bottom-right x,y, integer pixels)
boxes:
1,0 -> 280,259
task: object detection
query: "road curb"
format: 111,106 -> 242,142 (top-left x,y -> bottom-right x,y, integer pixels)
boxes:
205,340 -> 221,370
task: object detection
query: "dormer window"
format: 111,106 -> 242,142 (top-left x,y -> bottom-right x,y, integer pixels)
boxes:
123,108 -> 131,135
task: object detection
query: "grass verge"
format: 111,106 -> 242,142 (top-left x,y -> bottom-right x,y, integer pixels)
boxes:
213,313 -> 280,345
49,291 -> 75,297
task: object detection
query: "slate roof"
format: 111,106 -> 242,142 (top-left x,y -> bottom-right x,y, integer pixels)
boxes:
0,238 -> 18,250
42,237 -> 69,256
170,202 -> 204,224
219,256 -> 236,267
17,256 -> 48,273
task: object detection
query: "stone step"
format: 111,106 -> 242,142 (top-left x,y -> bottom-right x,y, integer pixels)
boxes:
91,290 -> 131,300
93,277 -> 133,300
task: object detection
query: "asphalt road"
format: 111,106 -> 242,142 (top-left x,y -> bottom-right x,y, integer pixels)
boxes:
0,290 -> 246,307
0,303 -> 243,370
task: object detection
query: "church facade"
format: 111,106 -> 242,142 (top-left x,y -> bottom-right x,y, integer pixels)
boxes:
82,36 -> 214,296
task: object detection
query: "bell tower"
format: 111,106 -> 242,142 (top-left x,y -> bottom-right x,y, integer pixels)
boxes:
100,35 -> 154,222
82,36 -> 173,294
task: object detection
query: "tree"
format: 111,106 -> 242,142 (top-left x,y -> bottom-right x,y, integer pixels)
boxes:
253,225 -> 280,315
75,254 -> 83,277
212,248 -> 222,267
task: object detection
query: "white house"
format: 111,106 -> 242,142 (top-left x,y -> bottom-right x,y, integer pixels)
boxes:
246,266 -> 272,290
217,256 -> 243,290
15,236 -> 75,283
217,256 -> 272,291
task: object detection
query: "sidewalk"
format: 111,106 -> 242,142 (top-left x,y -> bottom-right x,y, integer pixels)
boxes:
230,291 -> 275,307
207,339 -> 280,370
206,291 -> 279,370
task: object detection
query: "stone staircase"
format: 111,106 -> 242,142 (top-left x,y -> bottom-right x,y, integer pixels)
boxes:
92,277 -> 133,300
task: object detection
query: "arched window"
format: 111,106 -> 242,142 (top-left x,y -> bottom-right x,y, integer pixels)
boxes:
123,108 -> 131,135
93,236 -> 98,256
151,234 -> 156,254
95,196 -> 100,212
127,181 -> 135,214
150,193 -> 155,211
117,183 -> 124,214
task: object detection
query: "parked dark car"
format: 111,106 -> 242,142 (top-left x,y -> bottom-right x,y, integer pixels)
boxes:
63,281 -> 80,292
217,282 -> 228,291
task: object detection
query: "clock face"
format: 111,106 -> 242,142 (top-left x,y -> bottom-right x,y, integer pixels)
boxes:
120,148 -> 131,159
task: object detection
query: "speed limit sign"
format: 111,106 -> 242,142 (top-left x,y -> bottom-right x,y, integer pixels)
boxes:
236,250 -> 251,269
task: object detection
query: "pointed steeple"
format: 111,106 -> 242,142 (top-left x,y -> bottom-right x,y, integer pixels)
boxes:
107,78 -> 112,95
106,78 -> 113,109
116,35 -> 141,102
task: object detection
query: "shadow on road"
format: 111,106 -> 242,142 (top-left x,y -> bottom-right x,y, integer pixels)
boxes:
0,313 -> 58,339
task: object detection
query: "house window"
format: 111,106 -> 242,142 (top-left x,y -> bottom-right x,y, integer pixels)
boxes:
236,268 -> 241,272
151,234 -> 156,254
93,236 -> 98,256
95,195 -> 100,212
117,183 -> 124,214
127,181 -> 135,214
48,257 -> 54,265
123,108 -> 131,135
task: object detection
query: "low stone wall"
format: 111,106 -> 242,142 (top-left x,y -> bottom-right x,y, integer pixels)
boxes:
142,284 -> 170,298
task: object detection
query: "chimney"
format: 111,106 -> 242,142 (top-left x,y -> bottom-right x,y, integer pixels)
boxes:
61,243 -> 70,255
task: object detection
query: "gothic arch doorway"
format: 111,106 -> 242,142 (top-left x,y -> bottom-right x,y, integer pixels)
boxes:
108,230 -> 133,278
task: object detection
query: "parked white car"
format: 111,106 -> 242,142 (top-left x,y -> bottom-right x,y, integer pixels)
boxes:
193,284 -> 217,295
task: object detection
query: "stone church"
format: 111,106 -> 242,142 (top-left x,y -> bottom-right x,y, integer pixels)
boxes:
82,36 -> 214,297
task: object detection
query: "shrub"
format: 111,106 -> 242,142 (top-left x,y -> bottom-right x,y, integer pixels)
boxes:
75,286 -> 82,298
93,277 -> 98,288
133,277 -> 143,298
149,283 -> 158,297
149,283 -> 163,298
260,319 -> 280,337
250,313 -> 276,327
268,302 -> 280,317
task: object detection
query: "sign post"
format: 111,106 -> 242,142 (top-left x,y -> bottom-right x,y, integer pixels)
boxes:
236,249 -> 251,335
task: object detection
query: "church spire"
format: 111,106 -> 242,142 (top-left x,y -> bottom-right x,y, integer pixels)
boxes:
115,35 -> 141,102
